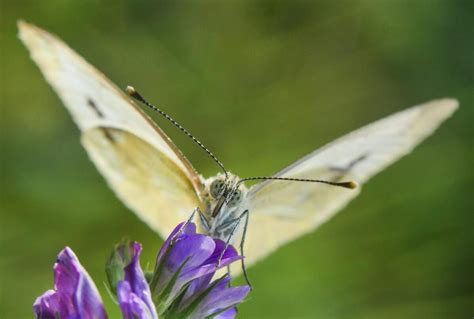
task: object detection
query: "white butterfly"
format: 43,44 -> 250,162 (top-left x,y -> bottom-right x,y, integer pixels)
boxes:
19,21 -> 458,276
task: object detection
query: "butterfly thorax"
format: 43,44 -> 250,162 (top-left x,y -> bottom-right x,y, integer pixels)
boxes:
199,173 -> 248,241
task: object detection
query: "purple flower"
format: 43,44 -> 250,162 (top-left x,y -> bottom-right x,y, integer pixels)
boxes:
150,222 -> 249,318
33,247 -> 108,319
35,222 -> 250,319
150,223 -> 239,303
116,242 -> 158,319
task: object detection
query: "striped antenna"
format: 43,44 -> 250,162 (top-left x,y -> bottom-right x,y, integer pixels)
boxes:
238,176 -> 358,189
126,86 -> 228,179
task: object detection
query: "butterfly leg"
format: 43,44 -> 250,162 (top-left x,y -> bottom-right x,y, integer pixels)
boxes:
186,207 -> 199,224
171,207 -> 200,243
226,265 -> 232,287
216,218 -> 241,268
198,208 -> 211,233
238,209 -> 252,289
216,210 -> 252,288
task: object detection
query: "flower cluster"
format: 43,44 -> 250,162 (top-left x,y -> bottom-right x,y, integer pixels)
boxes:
34,222 -> 250,319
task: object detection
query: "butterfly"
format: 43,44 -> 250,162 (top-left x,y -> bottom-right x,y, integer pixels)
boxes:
19,21 -> 458,277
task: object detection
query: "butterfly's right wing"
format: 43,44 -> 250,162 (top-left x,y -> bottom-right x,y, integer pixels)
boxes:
240,99 -> 458,270
19,21 -> 204,239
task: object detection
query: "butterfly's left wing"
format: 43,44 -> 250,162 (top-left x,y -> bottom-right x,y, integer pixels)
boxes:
241,99 -> 457,269
19,21 -> 205,239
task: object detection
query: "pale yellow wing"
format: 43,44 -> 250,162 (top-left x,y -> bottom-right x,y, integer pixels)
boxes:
19,21 -> 204,238
243,99 -> 458,269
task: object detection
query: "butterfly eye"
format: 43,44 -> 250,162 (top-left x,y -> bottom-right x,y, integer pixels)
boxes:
227,189 -> 242,207
210,179 -> 225,198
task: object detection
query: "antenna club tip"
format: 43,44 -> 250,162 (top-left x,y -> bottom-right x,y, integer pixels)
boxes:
125,85 -> 136,96
335,180 -> 358,189
346,181 -> 358,189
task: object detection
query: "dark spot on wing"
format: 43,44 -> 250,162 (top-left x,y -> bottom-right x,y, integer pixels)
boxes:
331,153 -> 369,173
101,128 -> 116,143
87,98 -> 105,118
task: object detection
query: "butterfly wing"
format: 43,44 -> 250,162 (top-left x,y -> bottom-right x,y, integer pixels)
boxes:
242,99 -> 458,269
19,21 -> 204,238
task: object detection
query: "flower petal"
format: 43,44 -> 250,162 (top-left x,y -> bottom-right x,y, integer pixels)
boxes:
118,281 -> 158,319
33,289 -> 65,319
214,307 -> 237,319
180,272 -> 214,307
178,240 -> 242,310
156,222 -> 196,264
123,242 -> 158,318
175,239 -> 242,302
154,233 -> 216,299
54,247 -> 108,319
33,247 -> 108,319
191,277 -> 250,319
205,239 -> 241,267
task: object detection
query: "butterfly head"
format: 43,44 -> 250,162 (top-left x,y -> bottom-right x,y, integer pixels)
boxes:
206,173 -> 247,217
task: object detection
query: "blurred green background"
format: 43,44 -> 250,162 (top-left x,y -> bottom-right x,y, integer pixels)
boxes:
1,1 -> 473,318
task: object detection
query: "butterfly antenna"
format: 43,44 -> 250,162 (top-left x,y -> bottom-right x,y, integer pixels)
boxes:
238,176 -> 358,189
126,86 -> 228,178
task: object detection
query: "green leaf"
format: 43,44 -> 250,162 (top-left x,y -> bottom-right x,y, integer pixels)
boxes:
105,237 -> 133,295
